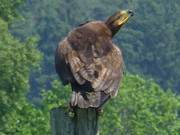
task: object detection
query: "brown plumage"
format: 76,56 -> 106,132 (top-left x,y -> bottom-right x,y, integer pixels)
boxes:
55,10 -> 133,108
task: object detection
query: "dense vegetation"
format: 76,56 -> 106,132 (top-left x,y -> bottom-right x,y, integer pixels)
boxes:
0,0 -> 180,134
44,75 -> 180,135
11,0 -> 180,95
100,74 -> 180,135
0,2 -> 50,134
0,0 -> 24,23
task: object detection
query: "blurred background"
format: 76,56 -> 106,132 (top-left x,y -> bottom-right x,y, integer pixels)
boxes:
0,0 -> 180,134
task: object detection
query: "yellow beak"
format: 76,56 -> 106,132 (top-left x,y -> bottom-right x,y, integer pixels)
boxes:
115,10 -> 134,26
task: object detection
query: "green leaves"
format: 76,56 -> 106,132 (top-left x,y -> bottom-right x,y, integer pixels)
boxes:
0,18 -> 46,135
100,74 -> 180,135
0,0 -> 180,134
10,0 -> 180,93
42,80 -> 71,110
0,0 -> 25,23
40,74 -> 180,135
0,18 -> 42,95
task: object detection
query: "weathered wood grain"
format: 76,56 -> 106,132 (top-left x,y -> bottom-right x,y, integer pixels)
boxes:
50,107 -> 98,135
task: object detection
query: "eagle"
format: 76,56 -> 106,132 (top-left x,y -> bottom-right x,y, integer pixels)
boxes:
55,10 -> 133,108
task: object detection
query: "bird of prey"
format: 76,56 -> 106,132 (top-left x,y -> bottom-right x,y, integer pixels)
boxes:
55,10 -> 133,108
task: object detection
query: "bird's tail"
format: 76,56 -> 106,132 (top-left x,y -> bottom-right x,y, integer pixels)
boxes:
70,91 -> 110,108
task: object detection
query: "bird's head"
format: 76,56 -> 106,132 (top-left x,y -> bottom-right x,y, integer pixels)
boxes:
105,10 -> 134,37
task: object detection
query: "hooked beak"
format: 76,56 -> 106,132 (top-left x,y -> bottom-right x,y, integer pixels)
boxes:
115,10 -> 134,26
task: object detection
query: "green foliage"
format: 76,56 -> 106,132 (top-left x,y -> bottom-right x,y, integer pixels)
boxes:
100,74 -> 180,135
11,0 -> 180,93
0,0 -> 25,23
41,74 -> 180,134
0,97 -> 50,135
118,0 -> 180,92
42,80 -> 71,110
0,18 -> 41,96
0,0 -> 180,134
0,18 -> 49,134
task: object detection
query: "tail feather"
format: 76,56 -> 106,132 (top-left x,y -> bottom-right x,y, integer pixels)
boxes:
70,91 -> 110,108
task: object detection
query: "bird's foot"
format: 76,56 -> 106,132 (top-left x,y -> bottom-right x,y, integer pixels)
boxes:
67,105 -> 75,117
70,91 -> 78,107
96,107 -> 103,116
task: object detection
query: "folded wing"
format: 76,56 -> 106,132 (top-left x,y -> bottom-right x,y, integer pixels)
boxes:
55,25 -> 124,108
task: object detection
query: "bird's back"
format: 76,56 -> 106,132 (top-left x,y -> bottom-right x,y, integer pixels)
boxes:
55,21 -> 124,108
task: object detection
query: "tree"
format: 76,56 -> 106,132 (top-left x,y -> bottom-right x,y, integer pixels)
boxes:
100,74 -> 180,135
42,74 -> 180,135
0,0 -> 25,23
116,0 -> 180,92
44,76 -> 180,135
0,0 -> 178,134
10,0 -> 180,94
0,18 -> 49,135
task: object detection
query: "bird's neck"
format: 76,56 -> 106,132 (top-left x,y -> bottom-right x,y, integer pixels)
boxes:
105,22 -> 120,37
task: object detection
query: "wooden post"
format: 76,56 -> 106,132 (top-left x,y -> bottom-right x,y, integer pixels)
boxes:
50,107 -> 74,135
50,107 -> 98,135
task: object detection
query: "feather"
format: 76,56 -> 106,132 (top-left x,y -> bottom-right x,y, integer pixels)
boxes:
55,21 -> 124,108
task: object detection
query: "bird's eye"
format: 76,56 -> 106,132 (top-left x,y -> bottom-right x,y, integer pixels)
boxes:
118,15 -> 122,19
